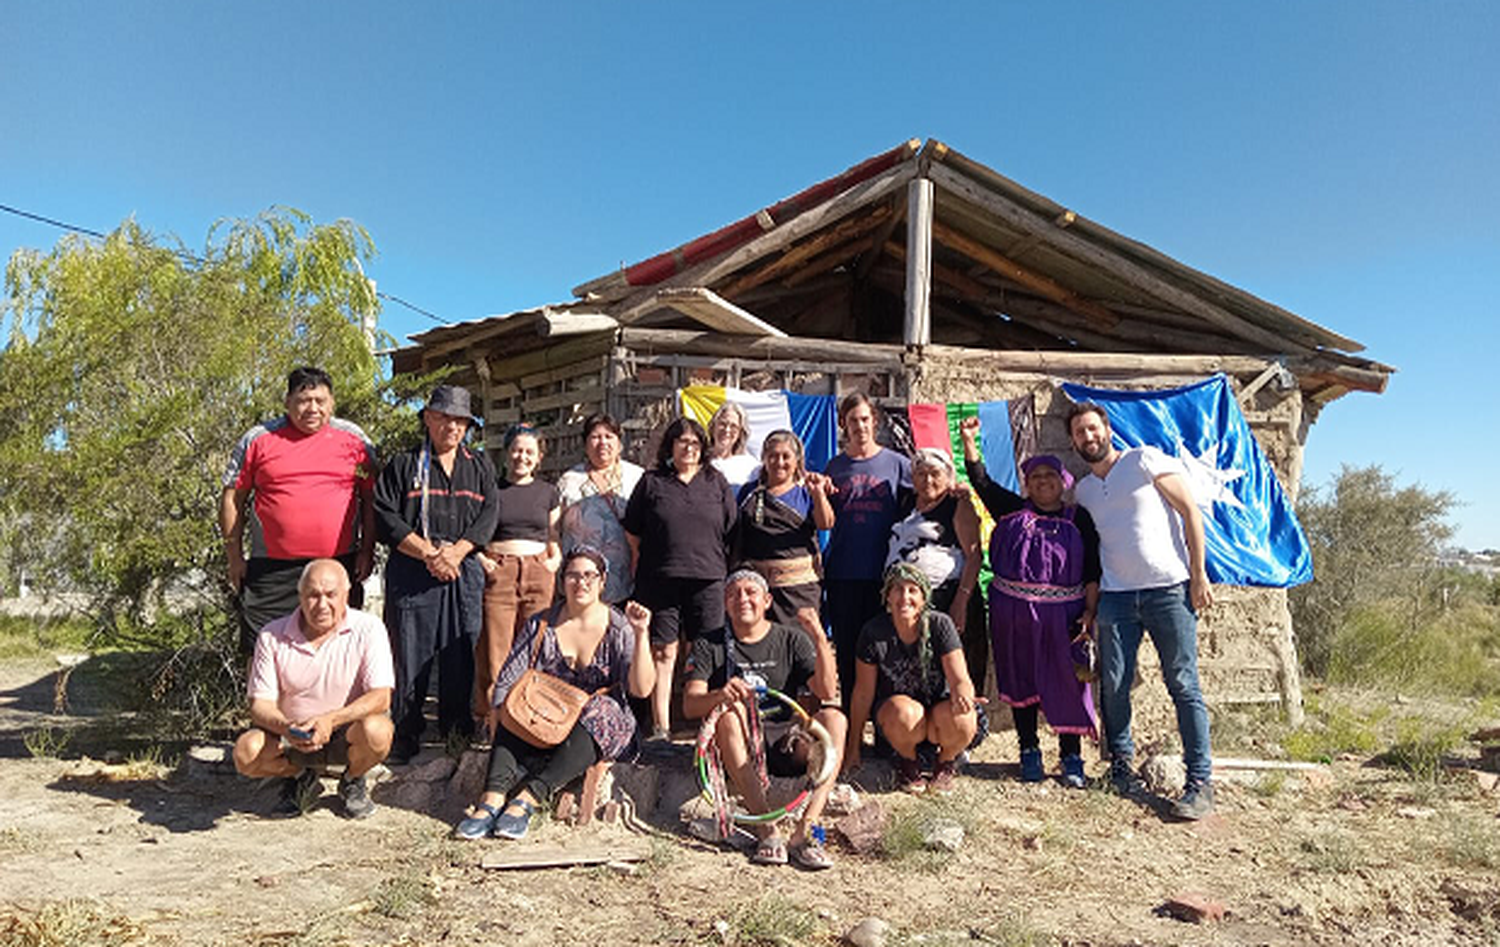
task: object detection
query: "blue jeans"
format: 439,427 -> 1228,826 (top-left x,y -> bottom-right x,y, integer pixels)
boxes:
1097,583 -> 1212,784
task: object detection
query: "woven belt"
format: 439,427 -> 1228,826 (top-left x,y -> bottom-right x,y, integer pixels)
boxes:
745,556 -> 819,588
991,576 -> 1084,604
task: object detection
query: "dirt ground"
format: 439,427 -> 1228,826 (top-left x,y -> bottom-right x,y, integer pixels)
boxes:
2,654 -> 1499,947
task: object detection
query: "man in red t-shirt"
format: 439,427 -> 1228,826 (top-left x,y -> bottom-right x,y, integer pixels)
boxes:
221,367 -> 378,655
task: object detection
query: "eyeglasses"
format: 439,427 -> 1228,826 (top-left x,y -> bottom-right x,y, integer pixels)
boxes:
563,571 -> 602,584
674,437 -> 702,449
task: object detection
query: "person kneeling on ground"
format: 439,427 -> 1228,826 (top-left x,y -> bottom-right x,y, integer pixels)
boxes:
233,559 -> 395,819
454,547 -> 655,841
844,562 -> 979,795
682,570 -> 847,870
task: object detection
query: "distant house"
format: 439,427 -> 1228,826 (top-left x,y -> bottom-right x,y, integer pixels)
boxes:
391,138 -> 1392,725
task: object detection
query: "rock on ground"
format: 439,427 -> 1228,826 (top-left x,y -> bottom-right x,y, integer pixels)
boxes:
1139,752 -> 1186,795
844,916 -> 890,947
922,818 -> 964,852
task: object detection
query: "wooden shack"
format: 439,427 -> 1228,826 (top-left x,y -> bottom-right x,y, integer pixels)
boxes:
391,138 -> 1391,727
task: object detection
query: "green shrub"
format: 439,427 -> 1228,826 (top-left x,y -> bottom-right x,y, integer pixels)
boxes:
1324,602 -> 1500,698
1379,717 -> 1467,782
1283,703 -> 1382,762
726,894 -> 818,946
1440,815 -> 1500,870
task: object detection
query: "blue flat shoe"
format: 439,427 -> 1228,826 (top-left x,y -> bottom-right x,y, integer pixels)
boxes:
1060,754 -> 1087,789
492,798 -> 536,840
1019,747 -> 1045,783
454,801 -> 502,840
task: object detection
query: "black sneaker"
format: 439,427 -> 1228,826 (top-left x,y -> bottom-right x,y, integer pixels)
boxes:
1107,758 -> 1146,797
386,738 -> 419,766
274,768 -> 320,817
338,773 -> 376,820
1170,780 -> 1215,821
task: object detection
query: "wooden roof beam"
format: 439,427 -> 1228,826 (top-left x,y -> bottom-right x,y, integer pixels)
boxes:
931,220 -> 1120,332
612,159 -> 918,322
732,271 -> 854,308
929,143 -> 1363,354
854,194 -> 906,281
716,204 -> 891,299
928,163 -> 1315,356
884,240 -> 993,307
995,294 -> 1260,355
782,241 -> 869,288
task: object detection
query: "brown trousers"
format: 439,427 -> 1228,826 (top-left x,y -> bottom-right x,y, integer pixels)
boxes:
475,552 -> 556,717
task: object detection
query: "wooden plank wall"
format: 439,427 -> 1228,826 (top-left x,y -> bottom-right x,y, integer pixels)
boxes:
605,345 -> 908,468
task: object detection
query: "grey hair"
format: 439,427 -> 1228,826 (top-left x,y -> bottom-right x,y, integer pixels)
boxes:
911,447 -> 956,479
725,568 -> 770,593
710,401 -> 750,455
297,559 -> 351,594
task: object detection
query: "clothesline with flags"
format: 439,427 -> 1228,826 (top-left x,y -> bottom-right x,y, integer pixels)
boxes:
677,385 -> 1030,491
678,376 -> 1310,589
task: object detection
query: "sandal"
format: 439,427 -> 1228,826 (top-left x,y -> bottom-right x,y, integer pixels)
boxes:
929,758 -> 959,796
751,835 -> 788,866
492,798 -> 536,840
895,755 -> 928,795
790,838 -> 834,871
454,801 -> 502,840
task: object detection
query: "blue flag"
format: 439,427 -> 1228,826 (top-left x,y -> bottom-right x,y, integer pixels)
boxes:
1060,374 -> 1312,588
786,392 -> 837,474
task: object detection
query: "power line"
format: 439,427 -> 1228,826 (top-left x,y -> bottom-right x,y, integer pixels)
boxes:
0,201 -> 450,325
0,203 -> 107,240
375,292 -> 446,325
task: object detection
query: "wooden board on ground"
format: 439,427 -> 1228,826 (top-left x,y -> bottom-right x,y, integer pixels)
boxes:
480,840 -> 654,871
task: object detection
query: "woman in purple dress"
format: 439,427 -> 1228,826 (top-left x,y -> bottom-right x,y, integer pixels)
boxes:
959,417 -> 1100,787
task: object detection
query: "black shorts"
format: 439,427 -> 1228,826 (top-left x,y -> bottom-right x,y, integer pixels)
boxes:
636,576 -> 724,648
280,725 -> 351,769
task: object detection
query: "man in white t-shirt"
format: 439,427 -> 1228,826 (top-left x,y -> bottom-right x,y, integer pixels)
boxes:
233,559 -> 395,819
1068,402 -> 1215,820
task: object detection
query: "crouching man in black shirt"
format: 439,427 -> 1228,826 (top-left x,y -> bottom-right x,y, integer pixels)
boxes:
683,569 -> 846,870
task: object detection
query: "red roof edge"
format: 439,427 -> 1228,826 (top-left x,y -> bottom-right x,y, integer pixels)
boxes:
622,139 -> 921,288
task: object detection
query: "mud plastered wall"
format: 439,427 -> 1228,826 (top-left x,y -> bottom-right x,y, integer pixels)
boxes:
912,362 -> 1306,743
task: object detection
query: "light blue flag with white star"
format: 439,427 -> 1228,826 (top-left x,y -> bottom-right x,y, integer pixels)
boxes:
1060,374 -> 1312,587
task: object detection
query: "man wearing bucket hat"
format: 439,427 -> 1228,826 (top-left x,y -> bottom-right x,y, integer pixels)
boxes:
374,385 -> 499,763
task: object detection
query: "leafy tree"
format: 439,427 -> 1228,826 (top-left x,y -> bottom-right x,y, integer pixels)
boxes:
1291,465 -> 1455,677
0,209 -> 412,654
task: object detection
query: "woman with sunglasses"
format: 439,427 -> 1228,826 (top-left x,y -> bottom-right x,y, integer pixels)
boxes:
454,546 -> 654,841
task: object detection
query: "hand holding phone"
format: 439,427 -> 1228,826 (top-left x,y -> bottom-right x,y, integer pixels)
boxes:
287,725 -> 314,742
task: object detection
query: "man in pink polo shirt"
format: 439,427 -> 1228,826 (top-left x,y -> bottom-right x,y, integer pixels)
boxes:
221,367 -> 378,656
233,559 -> 395,819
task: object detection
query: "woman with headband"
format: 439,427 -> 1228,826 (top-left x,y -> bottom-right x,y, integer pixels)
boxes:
844,562 -> 979,795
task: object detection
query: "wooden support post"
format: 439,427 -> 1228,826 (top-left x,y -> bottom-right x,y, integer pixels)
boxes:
904,177 -> 933,347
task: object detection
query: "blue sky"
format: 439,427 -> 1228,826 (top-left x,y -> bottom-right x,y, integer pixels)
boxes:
4,2 -> 1497,547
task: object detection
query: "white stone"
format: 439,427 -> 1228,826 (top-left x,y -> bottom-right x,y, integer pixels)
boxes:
1140,752 -> 1186,795
922,819 -> 964,852
844,917 -> 890,947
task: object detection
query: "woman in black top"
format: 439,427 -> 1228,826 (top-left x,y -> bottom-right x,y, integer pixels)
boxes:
844,562 -> 979,795
623,416 -> 737,745
475,425 -> 561,720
